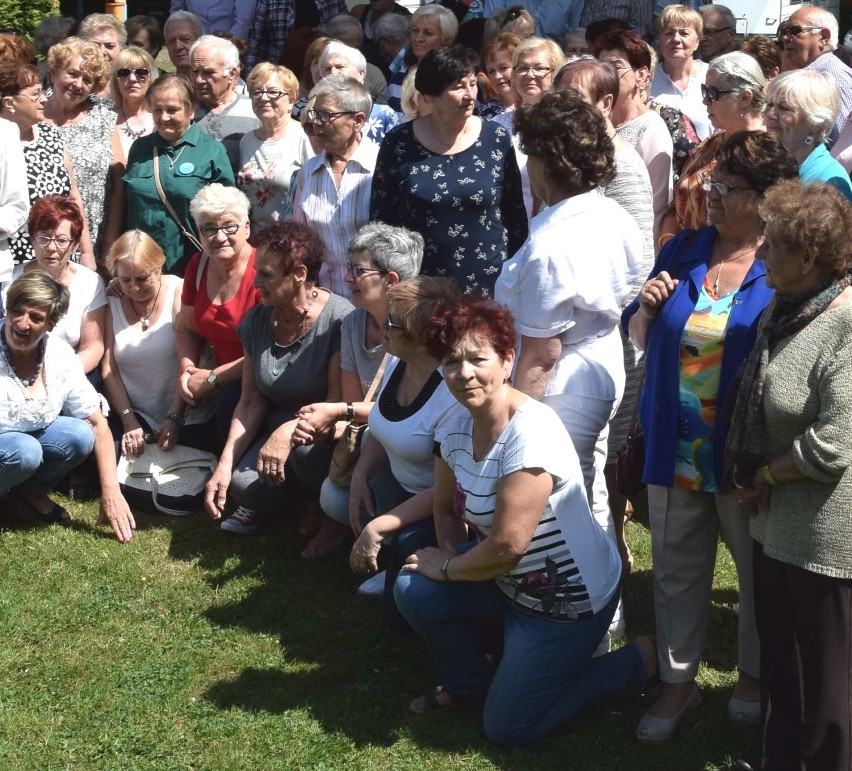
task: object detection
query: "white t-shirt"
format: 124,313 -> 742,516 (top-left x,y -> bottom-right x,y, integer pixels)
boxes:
441,398 -> 621,619
368,356 -> 465,494
496,189 -> 643,401
650,59 -> 711,140
0,119 -> 29,282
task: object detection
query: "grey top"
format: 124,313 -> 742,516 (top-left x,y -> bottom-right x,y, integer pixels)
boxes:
237,292 -> 353,431
751,299 -> 852,579
195,93 -> 261,175
340,308 -> 385,396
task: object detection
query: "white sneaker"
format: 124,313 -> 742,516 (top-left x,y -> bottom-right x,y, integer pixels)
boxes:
593,631 -> 612,658
358,570 -> 386,596
220,507 -> 262,534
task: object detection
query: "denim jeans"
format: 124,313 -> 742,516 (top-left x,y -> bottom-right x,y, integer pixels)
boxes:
394,573 -> 646,747
0,416 -> 95,498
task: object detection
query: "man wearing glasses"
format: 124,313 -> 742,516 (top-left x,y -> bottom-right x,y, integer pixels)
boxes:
697,4 -> 736,61
778,6 -> 852,142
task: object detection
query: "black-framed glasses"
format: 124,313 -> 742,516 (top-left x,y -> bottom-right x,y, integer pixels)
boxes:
500,6 -> 524,28
16,88 -> 44,103
701,179 -> 752,196
199,220 -> 245,238
513,65 -> 553,77
345,263 -> 387,279
703,26 -> 733,35
777,24 -> 821,39
116,67 -> 150,80
32,234 -> 75,248
701,84 -> 736,102
249,87 -> 286,101
306,109 -> 355,123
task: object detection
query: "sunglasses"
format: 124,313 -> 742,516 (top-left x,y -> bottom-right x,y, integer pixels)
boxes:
701,84 -> 736,102
776,24 -> 821,39
385,314 -> 404,331
703,26 -> 733,35
116,67 -> 150,80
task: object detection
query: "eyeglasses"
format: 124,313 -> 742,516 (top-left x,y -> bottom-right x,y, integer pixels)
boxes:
306,109 -> 355,123
16,89 -> 44,103
345,263 -> 387,279
701,84 -> 737,102
249,88 -> 286,101
385,314 -> 404,331
701,179 -> 752,196
703,26 -> 733,35
116,67 -> 150,81
32,234 -> 75,248
777,24 -> 822,39
513,65 -> 553,77
199,220 -> 246,238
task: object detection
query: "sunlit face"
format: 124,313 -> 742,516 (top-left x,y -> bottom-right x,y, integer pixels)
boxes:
660,23 -> 700,62
705,168 -> 759,229
442,333 -> 514,412
702,70 -> 743,132
344,249 -> 387,309
764,93 -> 811,153
51,56 -> 95,108
7,83 -> 46,126
252,245 -> 302,307
381,304 -> 409,356
31,219 -> 77,272
165,20 -> 198,73
116,62 -> 151,102
198,214 -> 250,262
485,52 -> 514,101
309,95 -> 363,156
150,88 -> 192,143
598,48 -> 644,107
513,49 -> 554,105
90,29 -> 122,62
5,304 -> 50,354
410,16 -> 442,60
115,261 -> 160,303
322,54 -> 363,81
249,75 -> 293,122
758,224 -> 810,294
190,48 -> 236,108
428,72 -> 477,118
779,10 -> 827,69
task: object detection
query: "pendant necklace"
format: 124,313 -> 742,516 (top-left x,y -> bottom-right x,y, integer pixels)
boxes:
120,108 -> 148,140
271,290 -> 318,375
167,145 -> 186,171
1,325 -> 46,387
129,280 -> 162,331
711,243 -> 754,296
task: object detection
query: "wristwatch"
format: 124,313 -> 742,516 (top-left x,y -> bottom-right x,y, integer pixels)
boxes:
207,371 -> 221,389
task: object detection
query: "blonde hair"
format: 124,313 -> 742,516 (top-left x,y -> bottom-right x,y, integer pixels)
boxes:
106,230 -> 166,276
246,62 -> 299,101
79,13 -> 127,45
47,37 -> 110,93
767,69 -> 839,143
512,36 -> 565,71
401,65 -> 423,120
110,46 -> 157,110
657,4 -> 703,36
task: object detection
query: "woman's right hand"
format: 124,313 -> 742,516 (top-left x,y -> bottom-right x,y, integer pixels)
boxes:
180,366 -> 215,406
638,270 -> 679,318
121,423 -> 146,459
205,462 -> 232,520
350,522 -> 382,575
348,470 -> 374,536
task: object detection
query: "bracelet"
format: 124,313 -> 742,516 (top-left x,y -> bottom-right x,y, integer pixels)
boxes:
345,402 -> 354,421
440,557 -> 453,582
759,464 -> 778,486
165,411 -> 186,426
120,408 -> 132,417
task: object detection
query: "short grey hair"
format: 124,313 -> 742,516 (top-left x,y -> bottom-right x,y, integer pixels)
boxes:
319,41 -> 367,77
164,11 -> 203,40
767,69 -> 839,143
411,4 -> 459,45
308,74 -> 372,115
699,4 -> 736,29
190,183 -> 251,224
79,12 -> 127,45
373,13 -> 410,45
708,51 -> 767,110
190,34 -> 240,71
797,5 -> 839,47
349,223 -> 424,279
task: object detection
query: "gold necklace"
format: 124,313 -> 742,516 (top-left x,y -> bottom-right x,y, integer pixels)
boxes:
711,243 -> 756,295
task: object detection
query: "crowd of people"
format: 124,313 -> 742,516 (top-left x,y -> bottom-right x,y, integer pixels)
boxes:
1,2 -> 852,766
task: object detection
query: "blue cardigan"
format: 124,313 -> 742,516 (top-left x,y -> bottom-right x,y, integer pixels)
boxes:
620,227 -> 773,488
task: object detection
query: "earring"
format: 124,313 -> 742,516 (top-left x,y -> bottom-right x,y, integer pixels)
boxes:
804,135 -> 814,146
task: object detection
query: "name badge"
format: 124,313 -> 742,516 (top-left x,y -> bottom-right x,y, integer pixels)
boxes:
178,162 -> 195,175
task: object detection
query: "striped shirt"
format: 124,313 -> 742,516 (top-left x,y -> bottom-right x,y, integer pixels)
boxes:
291,138 -> 379,297
805,52 -> 852,143
441,398 -> 621,621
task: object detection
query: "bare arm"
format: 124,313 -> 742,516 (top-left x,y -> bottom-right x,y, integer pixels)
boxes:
512,335 -> 562,401
432,455 -> 469,551
88,410 -> 136,541
76,305 -> 106,375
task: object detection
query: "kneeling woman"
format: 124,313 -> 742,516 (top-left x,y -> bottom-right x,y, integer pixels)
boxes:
0,271 -> 135,541
395,297 -> 654,746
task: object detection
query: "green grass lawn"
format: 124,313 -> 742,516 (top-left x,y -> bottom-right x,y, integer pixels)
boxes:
0,498 -> 758,771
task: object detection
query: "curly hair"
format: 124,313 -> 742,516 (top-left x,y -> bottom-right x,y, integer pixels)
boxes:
0,34 -> 36,65
252,221 -> 325,286
28,196 -> 85,243
514,89 -> 615,192
423,296 -> 516,362
760,180 -> 852,280
715,131 -> 798,195
47,37 -> 110,94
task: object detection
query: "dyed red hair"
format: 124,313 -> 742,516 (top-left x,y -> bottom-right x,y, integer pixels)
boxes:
424,297 -> 516,362
28,196 -> 85,242
252,221 -> 325,285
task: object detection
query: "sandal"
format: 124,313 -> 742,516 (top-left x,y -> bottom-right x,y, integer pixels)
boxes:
409,685 -> 459,714
301,518 -> 351,560
39,502 -> 73,524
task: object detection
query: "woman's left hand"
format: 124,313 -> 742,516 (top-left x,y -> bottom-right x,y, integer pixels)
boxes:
256,428 -> 291,485
157,417 -> 181,450
402,545 -> 456,582
105,277 -> 123,297
733,482 -> 769,518
97,487 -> 136,542
350,522 -> 382,575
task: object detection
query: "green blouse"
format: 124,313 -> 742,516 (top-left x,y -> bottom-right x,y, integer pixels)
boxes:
124,124 -> 235,273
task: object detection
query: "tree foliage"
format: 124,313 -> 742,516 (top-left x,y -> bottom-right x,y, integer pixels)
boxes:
0,0 -> 60,39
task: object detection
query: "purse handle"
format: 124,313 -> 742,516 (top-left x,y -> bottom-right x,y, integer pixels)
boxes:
152,145 -> 203,253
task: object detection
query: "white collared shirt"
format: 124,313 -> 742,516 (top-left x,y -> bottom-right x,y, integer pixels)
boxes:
650,59 -> 712,140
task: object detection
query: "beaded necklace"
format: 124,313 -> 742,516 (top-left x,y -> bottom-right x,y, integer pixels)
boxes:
1,324 -> 46,386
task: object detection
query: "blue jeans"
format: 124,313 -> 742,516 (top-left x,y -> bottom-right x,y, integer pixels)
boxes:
0,417 -> 95,498
394,573 -> 646,747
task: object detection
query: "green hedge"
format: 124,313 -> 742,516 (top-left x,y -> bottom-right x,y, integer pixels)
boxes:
0,0 -> 60,38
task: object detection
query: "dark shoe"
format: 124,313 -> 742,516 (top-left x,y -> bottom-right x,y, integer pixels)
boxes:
39,502 -> 72,524
409,685 -> 459,714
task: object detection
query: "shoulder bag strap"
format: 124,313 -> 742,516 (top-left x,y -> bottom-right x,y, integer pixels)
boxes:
195,252 -> 209,293
364,353 -> 391,402
152,146 -> 203,253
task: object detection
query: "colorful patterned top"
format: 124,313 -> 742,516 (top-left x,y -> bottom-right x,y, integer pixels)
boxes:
674,278 -> 737,490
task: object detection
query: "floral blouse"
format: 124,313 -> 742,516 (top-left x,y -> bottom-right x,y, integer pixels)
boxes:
369,119 -> 528,296
650,100 -> 701,184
